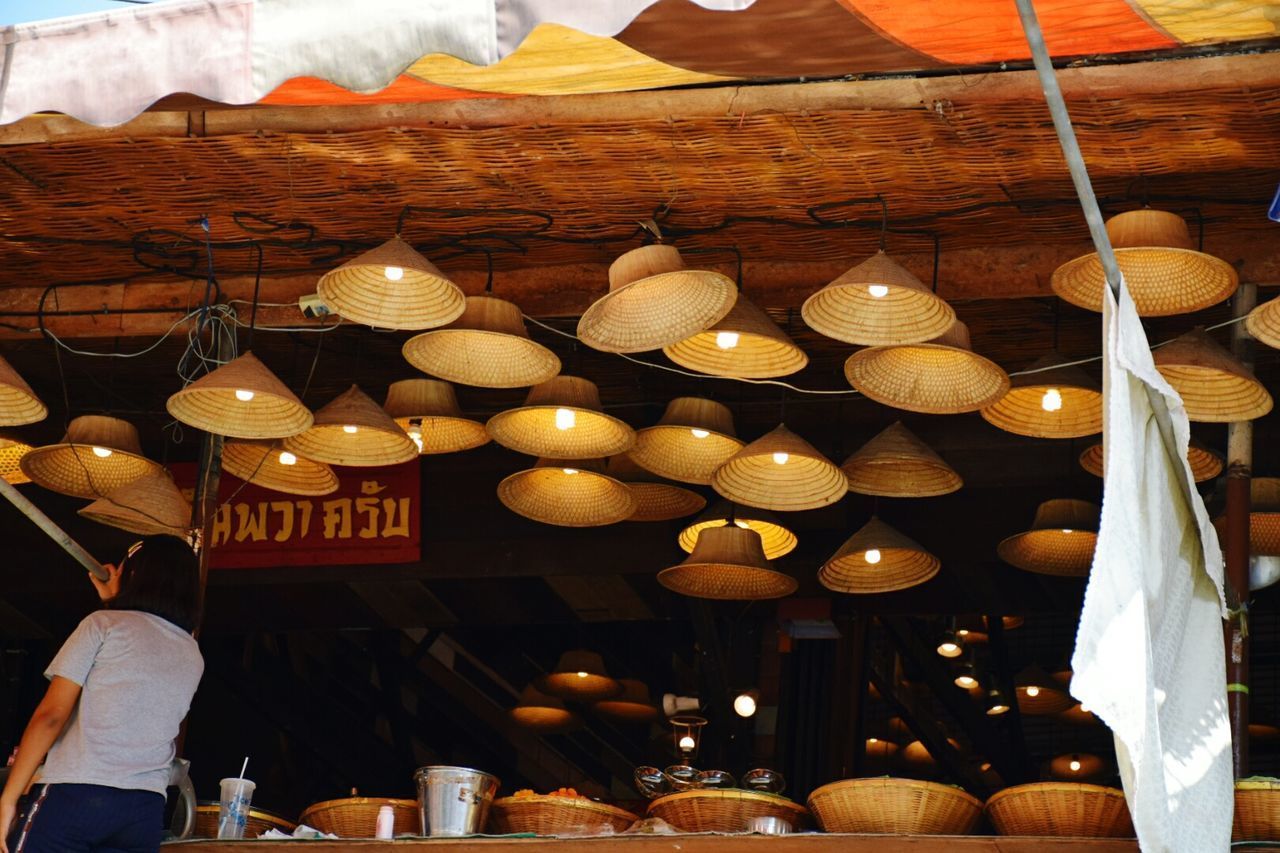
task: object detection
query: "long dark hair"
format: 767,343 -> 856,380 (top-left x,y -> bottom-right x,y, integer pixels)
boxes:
108,534 -> 201,633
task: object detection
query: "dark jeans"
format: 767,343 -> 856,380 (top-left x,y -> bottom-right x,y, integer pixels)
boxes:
8,783 -> 164,853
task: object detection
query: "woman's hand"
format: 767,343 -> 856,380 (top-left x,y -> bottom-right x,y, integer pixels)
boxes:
89,563 -> 122,602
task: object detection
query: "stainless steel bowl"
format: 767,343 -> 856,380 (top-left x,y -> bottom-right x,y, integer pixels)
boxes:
634,766 -> 670,799
748,815 -> 792,835
741,768 -> 786,794
695,769 -> 736,789
663,765 -> 700,791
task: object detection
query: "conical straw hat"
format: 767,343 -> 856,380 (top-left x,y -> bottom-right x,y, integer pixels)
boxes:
711,424 -> 847,511
604,454 -> 706,522
1047,753 -> 1108,781
819,516 -> 940,593
1058,703 -> 1101,726
577,244 -> 737,353
21,415 -> 163,499
486,376 -> 635,459
401,296 -> 561,388
497,458 -> 637,527
509,685 -> 583,733
662,293 -> 808,378
1051,209 -> 1238,316
222,440 -> 339,496
997,499 -> 1100,576
1079,435 -> 1222,483
1212,477 -> 1280,556
0,355 -> 47,426
678,500 -> 797,560
0,435 -> 33,484
165,351 -> 313,439
843,321 -> 1010,414
537,650 -> 622,700
1014,665 -> 1075,715
282,385 -> 418,467
841,422 -> 962,498
658,525 -> 798,601
1245,294 -> 1280,350
1153,328 -> 1272,423
801,250 -> 956,346
317,236 -> 465,330
629,397 -> 743,485
980,354 -> 1102,439
79,470 -> 192,537
383,379 -> 489,455
592,679 -> 660,723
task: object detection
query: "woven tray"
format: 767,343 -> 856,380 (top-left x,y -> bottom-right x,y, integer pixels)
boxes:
647,789 -> 809,833
193,803 -> 297,838
807,777 -> 983,835
1235,778 -> 1280,841
298,797 -> 418,837
986,783 -> 1133,838
489,795 -> 637,835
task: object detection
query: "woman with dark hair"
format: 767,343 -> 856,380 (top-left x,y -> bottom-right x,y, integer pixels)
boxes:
0,534 -> 204,853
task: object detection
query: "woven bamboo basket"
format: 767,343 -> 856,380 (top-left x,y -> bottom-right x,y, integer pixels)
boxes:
1079,436 -> 1222,483
489,796 -> 637,835
986,783 -> 1133,838
0,435 -> 33,484
497,459 -> 636,528
679,502 -> 797,560
298,797 -> 419,837
659,525 -> 797,601
222,440 -> 339,496
648,789 -> 808,833
1153,328 -> 1272,423
79,471 -> 192,537
401,296 -> 560,388
1235,778 -> 1280,841
841,421 -> 962,498
663,293 -> 807,379
21,415 -> 163,499
843,321 -> 1009,414
486,376 -> 635,459
1052,209 -> 1237,316
318,236 -> 465,331
283,385 -> 418,467
630,397 -> 743,485
0,354 -> 47,427
807,778 -> 982,835
165,351 -> 313,440
802,250 -> 956,346
711,424 -> 847,512
997,499 -> 1100,577
980,355 -> 1102,439
577,245 -> 737,354
383,378 -> 489,455
193,803 -> 297,838
819,517 -> 940,594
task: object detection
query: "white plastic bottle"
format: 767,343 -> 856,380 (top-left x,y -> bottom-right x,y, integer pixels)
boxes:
376,804 -> 396,839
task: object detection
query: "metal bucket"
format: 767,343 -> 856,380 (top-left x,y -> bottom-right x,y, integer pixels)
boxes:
414,765 -> 500,837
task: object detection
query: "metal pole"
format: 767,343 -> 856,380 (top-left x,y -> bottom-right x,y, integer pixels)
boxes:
1226,282 -> 1256,777
0,477 -> 107,581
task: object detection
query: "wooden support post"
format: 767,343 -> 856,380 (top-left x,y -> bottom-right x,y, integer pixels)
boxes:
1226,281 -> 1256,778
986,614 -> 1034,782
832,612 -> 870,780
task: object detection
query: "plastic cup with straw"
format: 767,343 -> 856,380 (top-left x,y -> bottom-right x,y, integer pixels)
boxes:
217,757 -> 256,839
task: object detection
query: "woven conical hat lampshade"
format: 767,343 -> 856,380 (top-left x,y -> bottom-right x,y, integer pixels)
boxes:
819,516 -> 940,594
21,416 -> 162,499
383,379 -> 488,455
0,355 -> 47,426
980,355 -> 1102,439
1245,295 -> 1280,351
679,501 -> 797,560
629,397 -> 743,485
842,422 -> 962,498
711,424 -> 847,512
604,454 -> 706,522
843,321 -> 1010,414
577,245 -> 736,354
222,441 -> 339,496
1058,703 -> 1102,726
1213,478 -> 1280,556
1079,436 -> 1222,483
662,294 -> 808,378
1153,329 -> 1272,423
165,352 -> 313,439
1052,209 -> 1238,315
1048,753 -> 1108,781
79,471 -> 192,537
0,435 -> 33,484
658,525 -> 798,601
998,499 -> 1100,576
1014,665 -> 1074,715
536,650 -> 621,701
401,296 -> 560,388
486,376 -> 635,459
497,458 -> 636,527
801,250 -> 956,346
509,685 -> 583,733
592,679 -> 660,723
283,385 -> 417,467
317,236 -> 465,330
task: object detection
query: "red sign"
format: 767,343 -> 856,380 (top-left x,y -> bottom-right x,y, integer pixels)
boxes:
171,461 -> 421,569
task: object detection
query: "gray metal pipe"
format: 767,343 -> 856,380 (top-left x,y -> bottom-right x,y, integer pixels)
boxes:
0,477 -> 108,580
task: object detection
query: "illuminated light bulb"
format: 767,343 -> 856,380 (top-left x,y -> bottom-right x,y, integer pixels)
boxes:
1079,704 -> 1092,714
955,674 -> 978,689
678,735 -> 696,751
554,408 -> 576,431
278,451 -> 298,466
734,520 -> 750,529
733,692 -> 758,718
1041,388 -> 1063,412
868,737 -> 879,744
562,468 -> 579,475
384,265 -> 404,281
408,428 -> 424,453
864,548 -> 882,565
234,388 -> 255,402
690,428 -> 710,439
342,424 -> 358,434
987,703 -> 1009,716
1069,759 -> 1082,773
956,629 -> 970,638
715,331 -> 740,350
91,446 -> 112,458
1025,685 -> 1041,698
575,671 -> 589,678
772,452 -> 789,465
937,641 -> 961,658
868,284 -> 890,298
1061,529 -> 1073,534
980,762 -> 992,772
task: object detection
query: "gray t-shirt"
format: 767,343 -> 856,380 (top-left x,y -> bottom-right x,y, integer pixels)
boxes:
41,610 -> 204,796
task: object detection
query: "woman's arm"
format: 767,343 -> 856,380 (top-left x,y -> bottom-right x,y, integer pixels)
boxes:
0,677 -> 82,851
